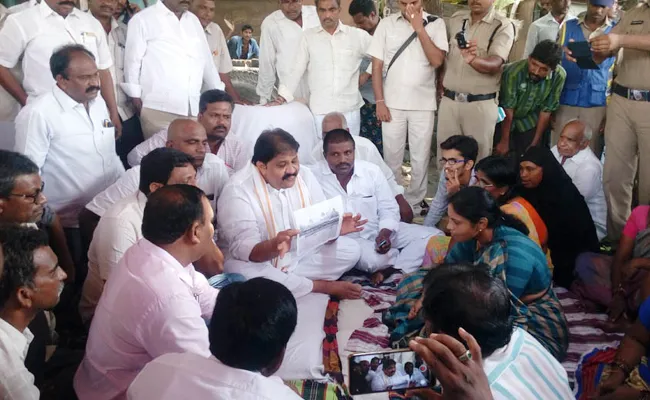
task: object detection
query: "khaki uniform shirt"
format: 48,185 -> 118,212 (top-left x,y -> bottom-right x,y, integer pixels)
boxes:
443,7 -> 515,94
205,21 -> 233,74
611,2 -> 650,90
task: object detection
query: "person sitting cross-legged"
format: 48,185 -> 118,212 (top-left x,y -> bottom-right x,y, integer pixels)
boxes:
127,277 -> 303,399
313,129 -> 443,284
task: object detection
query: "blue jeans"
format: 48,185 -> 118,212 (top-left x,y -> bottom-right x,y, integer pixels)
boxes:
208,273 -> 246,289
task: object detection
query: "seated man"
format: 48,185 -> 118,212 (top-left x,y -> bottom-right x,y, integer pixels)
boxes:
127,89 -> 251,174
74,185 -> 219,400
423,135 -> 478,229
0,226 -> 68,400
404,362 -> 427,388
127,277 -> 303,399
494,40 -> 566,156
416,262 -> 573,398
217,128 -> 364,299
310,112 -> 413,222
552,119 -> 606,240
370,359 -> 410,392
314,129 -> 442,283
79,148 -> 197,324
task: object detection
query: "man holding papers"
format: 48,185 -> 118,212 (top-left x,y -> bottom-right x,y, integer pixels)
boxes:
313,129 -> 443,283
217,128 -> 365,299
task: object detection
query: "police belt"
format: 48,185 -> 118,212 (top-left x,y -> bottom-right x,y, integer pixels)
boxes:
443,88 -> 497,103
612,83 -> 650,102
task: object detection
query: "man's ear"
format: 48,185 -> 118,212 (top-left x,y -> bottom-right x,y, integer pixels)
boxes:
465,160 -> 475,171
148,182 -> 164,194
189,221 -> 203,245
260,347 -> 286,377
16,286 -> 34,309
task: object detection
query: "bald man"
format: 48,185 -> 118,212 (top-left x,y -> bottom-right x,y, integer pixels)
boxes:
310,112 -> 414,222
83,118 -> 230,227
551,119 -> 606,240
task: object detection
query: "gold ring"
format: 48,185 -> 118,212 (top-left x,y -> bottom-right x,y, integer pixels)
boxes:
458,349 -> 472,363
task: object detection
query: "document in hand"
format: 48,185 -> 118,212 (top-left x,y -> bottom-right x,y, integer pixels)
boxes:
293,196 -> 344,257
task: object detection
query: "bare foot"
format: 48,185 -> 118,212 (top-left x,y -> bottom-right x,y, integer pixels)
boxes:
328,281 -> 362,300
371,271 -> 385,286
598,318 -> 632,333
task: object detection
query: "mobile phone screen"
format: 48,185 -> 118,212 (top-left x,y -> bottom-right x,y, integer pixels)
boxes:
348,349 -> 438,397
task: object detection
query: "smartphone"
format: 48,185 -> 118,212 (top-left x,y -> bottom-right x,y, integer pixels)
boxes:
567,41 -> 599,70
348,349 -> 439,397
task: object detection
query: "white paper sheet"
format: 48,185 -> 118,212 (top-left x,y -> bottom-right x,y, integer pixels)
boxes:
293,195 -> 344,257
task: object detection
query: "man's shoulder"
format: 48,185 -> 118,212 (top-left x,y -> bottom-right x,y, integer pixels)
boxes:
18,91 -> 57,117
207,21 -> 225,36
355,159 -> 383,177
5,2 -> 39,24
204,153 -> 228,171
450,9 -> 471,20
103,191 -> 143,220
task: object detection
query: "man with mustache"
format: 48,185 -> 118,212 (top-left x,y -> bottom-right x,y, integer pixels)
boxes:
314,129 -> 442,284
217,128 -> 365,300
0,226 -> 67,400
126,89 -> 251,175
494,40 -> 565,157
256,0 -> 320,105
190,0 -> 246,104
436,0 -> 515,161
14,45 -> 124,286
122,0 -> 224,139
0,0 -> 122,136
88,0 -> 144,168
268,0 -> 373,137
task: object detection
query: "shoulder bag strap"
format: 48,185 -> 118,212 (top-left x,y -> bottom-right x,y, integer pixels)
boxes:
386,15 -> 438,74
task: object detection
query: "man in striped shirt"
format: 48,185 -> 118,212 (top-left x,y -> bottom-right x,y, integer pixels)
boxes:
494,40 -> 566,157
418,263 -> 573,399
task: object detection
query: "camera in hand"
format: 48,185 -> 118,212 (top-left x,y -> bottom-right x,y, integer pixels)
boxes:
455,31 -> 469,49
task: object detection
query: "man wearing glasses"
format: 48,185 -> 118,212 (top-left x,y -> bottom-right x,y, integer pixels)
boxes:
423,135 -> 478,229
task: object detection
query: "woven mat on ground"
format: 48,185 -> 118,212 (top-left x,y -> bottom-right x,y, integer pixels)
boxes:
286,298 -> 352,400
341,272 -> 403,353
555,287 -> 623,387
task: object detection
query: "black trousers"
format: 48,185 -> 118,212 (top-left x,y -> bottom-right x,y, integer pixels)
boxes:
115,115 -> 144,170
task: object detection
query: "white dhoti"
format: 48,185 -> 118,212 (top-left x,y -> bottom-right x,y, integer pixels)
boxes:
355,223 -> 441,275
224,235 -> 360,298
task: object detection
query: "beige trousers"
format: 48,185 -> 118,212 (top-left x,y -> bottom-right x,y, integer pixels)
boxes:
139,108 -> 194,139
603,94 -> 650,241
382,109 -> 436,206
553,105 -> 607,158
436,96 -> 499,161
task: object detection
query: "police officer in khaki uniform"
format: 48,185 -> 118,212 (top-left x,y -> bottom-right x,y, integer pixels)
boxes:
571,0 -> 650,241
436,0 -> 515,161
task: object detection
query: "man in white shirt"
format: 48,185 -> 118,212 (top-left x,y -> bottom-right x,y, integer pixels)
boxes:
13,45 -> 124,263
122,0 -> 224,139
190,0 -> 245,103
256,0 -> 320,105
128,277 -> 303,400
370,359 -> 410,392
311,112 -> 414,222
127,89 -> 251,175
551,119 -> 607,240
79,148 -> 197,324
271,0 -> 372,136
368,0 -> 447,210
218,128 -> 364,299
314,129 -> 442,284
415,263 -> 573,399
88,0 -> 144,167
424,135 -> 478,228
0,226 -> 67,400
0,0 -> 121,133
74,184 -> 219,400
524,0 -> 574,58
84,118 -> 229,220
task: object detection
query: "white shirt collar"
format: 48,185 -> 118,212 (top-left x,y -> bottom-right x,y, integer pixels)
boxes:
52,85 -> 92,112
0,318 -> 34,360
39,0 -> 80,19
316,20 -> 346,35
551,145 -> 592,165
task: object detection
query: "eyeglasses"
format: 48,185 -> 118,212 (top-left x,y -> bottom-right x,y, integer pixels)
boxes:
438,157 -> 467,166
476,179 -> 495,189
8,182 -> 45,204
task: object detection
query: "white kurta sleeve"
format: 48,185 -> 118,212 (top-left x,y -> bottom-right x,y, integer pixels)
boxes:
122,14 -> 147,98
14,107 -> 50,170
256,18 -> 278,104
0,15 -> 26,69
217,184 -> 264,261
85,167 -> 140,216
277,34 -> 310,103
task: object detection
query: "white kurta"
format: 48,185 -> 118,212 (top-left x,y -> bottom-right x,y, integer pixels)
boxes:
256,6 -> 320,105
217,163 -> 360,298
313,160 -> 442,274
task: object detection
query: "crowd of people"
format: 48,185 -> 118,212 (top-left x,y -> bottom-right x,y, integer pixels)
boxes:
0,0 -> 649,397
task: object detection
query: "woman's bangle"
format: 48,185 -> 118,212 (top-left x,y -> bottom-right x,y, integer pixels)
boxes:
376,99 -> 385,103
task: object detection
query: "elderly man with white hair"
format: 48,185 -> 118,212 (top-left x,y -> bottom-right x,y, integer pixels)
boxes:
551,119 -> 607,240
310,112 -> 413,222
